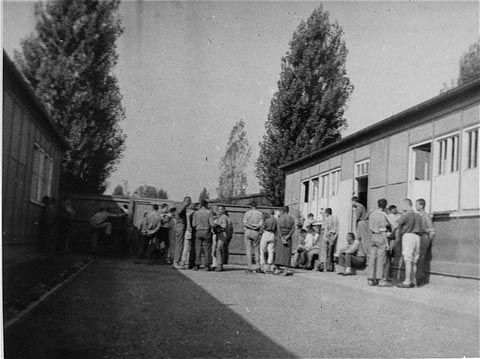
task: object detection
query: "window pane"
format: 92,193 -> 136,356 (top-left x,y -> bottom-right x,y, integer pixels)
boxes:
438,140 -> 443,175
468,131 -> 472,169
450,136 -> 455,172
46,158 -> 53,197
31,173 -> 38,200
413,143 -> 431,180
303,181 -> 309,203
472,129 -> 478,168
312,178 -> 319,200
37,153 -> 45,201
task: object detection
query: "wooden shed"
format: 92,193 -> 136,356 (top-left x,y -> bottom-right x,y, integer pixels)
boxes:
2,51 -> 69,260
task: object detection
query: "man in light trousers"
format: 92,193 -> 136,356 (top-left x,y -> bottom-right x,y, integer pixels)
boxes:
259,209 -> 277,273
242,201 -> 264,273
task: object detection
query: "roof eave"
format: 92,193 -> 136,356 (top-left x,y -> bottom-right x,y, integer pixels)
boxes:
279,79 -> 480,172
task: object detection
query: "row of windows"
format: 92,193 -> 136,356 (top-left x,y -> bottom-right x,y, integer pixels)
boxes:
411,126 -> 478,181
302,169 -> 341,203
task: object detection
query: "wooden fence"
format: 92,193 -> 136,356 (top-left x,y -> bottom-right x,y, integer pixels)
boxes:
68,194 -> 284,258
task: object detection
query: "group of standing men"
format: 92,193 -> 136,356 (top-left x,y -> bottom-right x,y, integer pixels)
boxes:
242,202 -> 297,276
290,195 -> 435,288
135,197 -> 234,272
107,193 -> 435,288
339,196 -> 435,288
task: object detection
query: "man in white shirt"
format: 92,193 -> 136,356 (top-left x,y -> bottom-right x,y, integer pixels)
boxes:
322,208 -> 339,272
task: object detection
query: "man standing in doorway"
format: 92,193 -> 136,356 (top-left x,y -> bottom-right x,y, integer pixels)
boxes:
242,201 -> 264,273
415,198 -> 435,286
396,199 -> 423,288
173,196 -> 192,269
352,196 -> 370,249
322,208 -> 339,272
192,200 -> 214,271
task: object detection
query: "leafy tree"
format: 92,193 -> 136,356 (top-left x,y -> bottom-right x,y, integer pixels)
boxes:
217,120 -> 252,201
112,184 -> 124,196
134,185 -> 158,199
198,188 -> 210,203
441,38 -> 480,93
458,39 -> 480,86
256,6 -> 353,206
15,0 -> 126,194
157,188 -> 169,200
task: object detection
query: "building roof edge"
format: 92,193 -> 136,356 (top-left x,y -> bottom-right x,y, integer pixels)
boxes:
3,50 -> 70,151
279,79 -> 480,172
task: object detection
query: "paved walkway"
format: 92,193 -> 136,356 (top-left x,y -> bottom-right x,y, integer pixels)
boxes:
5,259 -> 479,358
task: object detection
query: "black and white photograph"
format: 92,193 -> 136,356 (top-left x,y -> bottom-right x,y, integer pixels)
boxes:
1,0 -> 479,358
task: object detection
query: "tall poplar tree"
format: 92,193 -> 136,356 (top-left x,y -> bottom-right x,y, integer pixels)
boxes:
256,7 -> 353,206
217,120 -> 252,201
15,0 -> 126,194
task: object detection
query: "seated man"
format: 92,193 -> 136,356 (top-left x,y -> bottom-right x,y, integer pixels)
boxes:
302,213 -> 315,230
304,223 -> 323,270
337,232 -> 366,276
292,229 -> 309,268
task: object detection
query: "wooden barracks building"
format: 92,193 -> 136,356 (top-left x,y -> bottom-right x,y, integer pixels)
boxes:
2,51 -> 68,259
280,80 -> 480,278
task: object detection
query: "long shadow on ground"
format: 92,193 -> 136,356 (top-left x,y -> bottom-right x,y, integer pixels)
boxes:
5,259 -> 295,359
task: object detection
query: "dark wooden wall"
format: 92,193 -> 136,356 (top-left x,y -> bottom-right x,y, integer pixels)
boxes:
2,88 -> 63,246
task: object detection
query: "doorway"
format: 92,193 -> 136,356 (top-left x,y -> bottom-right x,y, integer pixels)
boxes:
355,176 -> 369,208
409,142 -> 432,212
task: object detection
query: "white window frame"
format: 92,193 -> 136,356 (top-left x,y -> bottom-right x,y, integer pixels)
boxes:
409,140 -> 432,181
30,143 -> 54,205
329,168 -> 341,197
463,125 -> 479,171
435,131 -> 460,176
320,172 -> 329,199
355,159 -> 369,178
310,177 -> 319,203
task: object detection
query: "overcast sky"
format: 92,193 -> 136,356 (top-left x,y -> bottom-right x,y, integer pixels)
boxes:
3,1 -> 479,200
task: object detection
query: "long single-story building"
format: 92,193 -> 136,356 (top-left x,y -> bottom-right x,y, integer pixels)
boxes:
280,79 -> 480,278
2,51 -> 69,260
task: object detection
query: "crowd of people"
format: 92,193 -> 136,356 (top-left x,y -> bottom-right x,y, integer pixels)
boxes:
289,196 -> 435,288
132,197 -> 235,271
88,194 -> 435,288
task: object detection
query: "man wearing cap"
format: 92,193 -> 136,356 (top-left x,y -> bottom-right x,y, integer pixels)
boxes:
243,201 -> 264,273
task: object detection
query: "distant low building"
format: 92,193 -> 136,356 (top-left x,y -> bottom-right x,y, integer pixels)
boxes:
280,80 -> 480,278
2,51 -> 69,259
